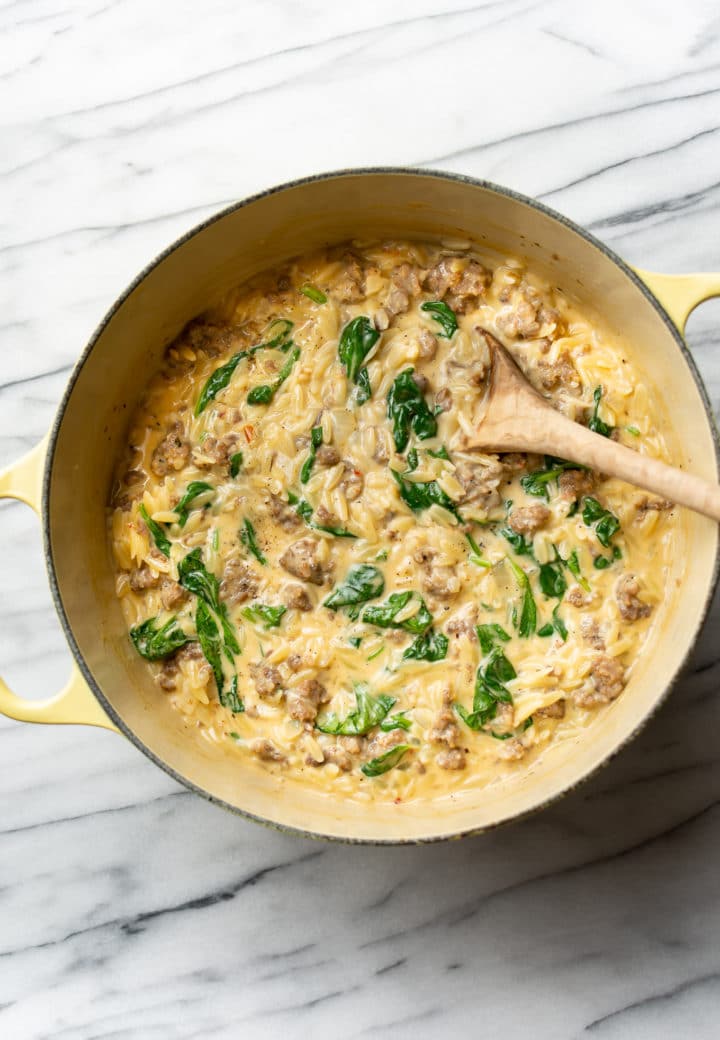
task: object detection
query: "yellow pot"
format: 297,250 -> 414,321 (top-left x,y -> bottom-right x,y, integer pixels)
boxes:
2,169 -> 719,842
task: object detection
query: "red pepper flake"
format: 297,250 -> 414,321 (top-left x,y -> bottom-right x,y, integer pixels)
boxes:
243,424 -> 255,443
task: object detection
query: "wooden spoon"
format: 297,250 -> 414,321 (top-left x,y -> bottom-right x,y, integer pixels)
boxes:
458,332 -> 720,522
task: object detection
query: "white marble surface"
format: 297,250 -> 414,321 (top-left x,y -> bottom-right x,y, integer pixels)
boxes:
3,1 -> 720,1036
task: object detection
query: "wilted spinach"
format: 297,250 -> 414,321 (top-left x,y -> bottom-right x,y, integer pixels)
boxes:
316,683 -> 395,736
240,518 -> 267,565
402,629 -> 449,662
338,316 -> 379,401
247,345 -> 300,405
386,368 -> 438,452
324,565 -> 385,613
361,591 -> 433,634
139,504 -> 171,557
421,300 -> 458,338
130,615 -> 190,660
361,744 -> 411,777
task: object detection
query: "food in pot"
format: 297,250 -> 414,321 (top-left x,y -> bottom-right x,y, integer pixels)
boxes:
109,241 -> 679,798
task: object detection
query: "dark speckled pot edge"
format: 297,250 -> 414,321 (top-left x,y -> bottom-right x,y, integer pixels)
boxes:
40,167 -> 720,845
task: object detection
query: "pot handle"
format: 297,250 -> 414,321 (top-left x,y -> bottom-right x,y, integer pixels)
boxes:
635,270 -> 720,331
0,438 -> 118,731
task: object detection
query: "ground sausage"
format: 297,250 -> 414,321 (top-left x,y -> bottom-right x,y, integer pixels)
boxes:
340,463 -> 364,502
580,617 -> 605,649
566,586 -> 591,608
536,699 -> 566,719
430,705 -> 462,748
220,558 -> 259,605
446,604 -> 479,640
615,574 -> 652,621
453,456 -> 505,512
416,329 -> 438,360
129,565 -> 160,592
366,728 -> 407,759
267,493 -> 302,530
333,252 -> 365,302
282,583 -> 313,612
150,422 -> 191,476
319,744 -> 354,772
279,537 -> 330,586
538,351 -> 580,392
160,578 -> 189,610
559,469 -> 595,501
508,504 -> 550,536
251,738 -> 286,763
249,662 -> 283,698
192,432 -> 239,468
499,738 -> 526,761
414,547 -> 461,601
315,444 -> 341,467
286,679 -> 328,723
576,655 -> 625,707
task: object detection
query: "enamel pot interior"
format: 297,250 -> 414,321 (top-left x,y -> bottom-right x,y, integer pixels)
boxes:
46,171 -> 719,842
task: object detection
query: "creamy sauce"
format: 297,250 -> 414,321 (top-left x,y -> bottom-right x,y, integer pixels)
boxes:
109,240 -> 680,802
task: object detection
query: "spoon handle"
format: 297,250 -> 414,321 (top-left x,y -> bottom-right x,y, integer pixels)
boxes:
536,413 -> 720,521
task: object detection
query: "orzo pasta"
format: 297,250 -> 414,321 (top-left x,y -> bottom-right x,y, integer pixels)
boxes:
109,240 -> 679,800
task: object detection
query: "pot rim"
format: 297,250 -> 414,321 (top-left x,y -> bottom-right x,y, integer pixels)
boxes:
41,166 -> 720,844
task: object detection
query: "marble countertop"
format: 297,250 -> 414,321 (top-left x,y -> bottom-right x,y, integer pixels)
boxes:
3,1 -> 720,1036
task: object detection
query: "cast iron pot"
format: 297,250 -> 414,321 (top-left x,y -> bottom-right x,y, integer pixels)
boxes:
2,169 -> 719,842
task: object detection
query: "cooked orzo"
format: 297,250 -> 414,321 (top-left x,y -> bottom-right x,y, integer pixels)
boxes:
109,240 -> 679,799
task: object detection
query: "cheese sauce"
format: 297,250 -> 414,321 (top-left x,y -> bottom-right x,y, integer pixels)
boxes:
109,240 -> 680,802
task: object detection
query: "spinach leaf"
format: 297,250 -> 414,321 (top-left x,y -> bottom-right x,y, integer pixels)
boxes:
552,604 -> 568,640
520,459 -> 584,500
130,615 -> 191,660
406,448 -> 419,471
300,425 -> 323,484
229,452 -> 243,478
465,530 -> 491,568
223,675 -> 244,714
391,468 -> 460,517
247,345 -> 300,405
338,316 -> 379,398
240,518 -> 267,565
499,526 -> 534,556
566,549 -> 590,592
476,623 -> 511,654
139,504 -> 171,557
362,592 -> 433,634
177,548 -> 240,655
299,283 -> 327,304
538,558 -> 567,599
195,352 -> 247,416
316,684 -> 395,735
178,547 -> 221,605
588,386 -> 613,438
456,646 -> 516,730
421,300 -> 458,339
287,491 -> 357,539
361,744 -> 411,777
379,711 -> 412,732
196,599 -> 225,697
582,497 -> 620,548
324,565 -> 385,611
537,622 -> 554,637
386,368 -> 438,452
174,481 -> 213,527
241,603 -> 287,629
402,629 -> 449,662
194,320 -> 293,414
507,558 -> 537,637
427,445 -> 450,460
